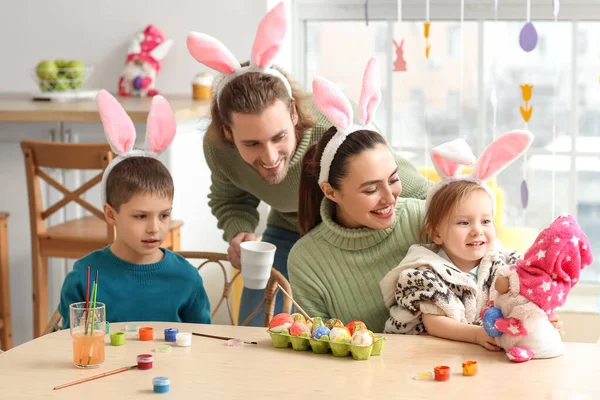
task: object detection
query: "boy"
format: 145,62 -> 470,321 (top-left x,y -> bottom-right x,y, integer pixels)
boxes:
59,91 -> 211,328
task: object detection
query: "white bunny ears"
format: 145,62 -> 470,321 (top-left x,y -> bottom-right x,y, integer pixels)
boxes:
97,89 -> 176,204
425,130 -> 534,212
314,58 -> 382,184
186,2 -> 291,103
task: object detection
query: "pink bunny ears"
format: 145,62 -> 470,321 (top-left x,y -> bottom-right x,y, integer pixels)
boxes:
97,89 -> 176,204
314,58 -> 382,183
186,2 -> 292,102
425,130 -> 534,212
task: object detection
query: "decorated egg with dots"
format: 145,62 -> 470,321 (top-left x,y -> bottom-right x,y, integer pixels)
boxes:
289,321 -> 311,337
311,325 -> 330,340
351,329 -> 375,346
329,326 -> 351,344
269,313 -> 293,333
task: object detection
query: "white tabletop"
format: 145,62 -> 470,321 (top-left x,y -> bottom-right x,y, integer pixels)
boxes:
0,322 -> 598,399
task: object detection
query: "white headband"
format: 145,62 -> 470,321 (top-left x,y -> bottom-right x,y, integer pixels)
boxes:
214,64 -> 292,105
318,123 -> 377,183
313,58 -> 382,184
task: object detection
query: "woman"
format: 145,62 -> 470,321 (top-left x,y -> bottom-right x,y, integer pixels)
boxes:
288,59 -> 427,333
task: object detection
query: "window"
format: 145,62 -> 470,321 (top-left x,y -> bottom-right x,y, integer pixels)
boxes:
447,26 -> 460,58
297,0 -> 600,284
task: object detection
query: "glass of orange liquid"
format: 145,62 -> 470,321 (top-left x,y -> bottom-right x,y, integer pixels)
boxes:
69,302 -> 106,368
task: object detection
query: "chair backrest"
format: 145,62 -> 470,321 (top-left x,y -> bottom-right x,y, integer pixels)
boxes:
43,308 -> 63,335
177,251 -> 241,325
177,251 -> 293,327
238,268 -> 293,327
20,140 -> 115,241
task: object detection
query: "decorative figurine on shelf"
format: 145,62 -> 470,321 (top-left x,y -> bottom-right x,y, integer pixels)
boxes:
482,214 -> 593,363
118,25 -> 173,97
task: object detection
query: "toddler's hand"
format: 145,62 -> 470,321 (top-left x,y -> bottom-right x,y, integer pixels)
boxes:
476,326 -> 502,351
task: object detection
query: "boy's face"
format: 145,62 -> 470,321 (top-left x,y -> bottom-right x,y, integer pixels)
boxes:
104,192 -> 173,261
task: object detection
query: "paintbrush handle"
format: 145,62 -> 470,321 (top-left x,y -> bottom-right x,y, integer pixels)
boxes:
276,284 -> 312,322
191,332 -> 257,345
191,332 -> 229,341
53,366 -> 135,390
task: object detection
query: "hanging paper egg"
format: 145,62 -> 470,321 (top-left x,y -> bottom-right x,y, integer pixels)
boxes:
553,0 -> 560,18
519,22 -> 538,52
521,180 -> 529,209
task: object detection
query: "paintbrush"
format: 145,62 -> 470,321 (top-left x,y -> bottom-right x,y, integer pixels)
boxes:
276,284 -> 312,322
86,271 -> 99,366
53,365 -> 138,390
78,266 -> 91,365
191,332 -> 257,345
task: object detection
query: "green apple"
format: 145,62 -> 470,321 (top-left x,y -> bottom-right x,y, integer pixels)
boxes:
70,77 -> 84,89
65,60 -> 85,79
36,60 -> 58,80
39,79 -> 56,92
55,59 -> 67,69
54,76 -> 70,91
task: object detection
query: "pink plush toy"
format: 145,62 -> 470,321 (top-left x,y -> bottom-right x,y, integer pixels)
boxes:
96,89 -> 176,204
118,25 -> 173,97
485,214 -> 593,362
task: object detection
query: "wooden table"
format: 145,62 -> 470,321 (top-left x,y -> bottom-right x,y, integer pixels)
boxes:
0,92 -> 211,123
0,322 -> 598,399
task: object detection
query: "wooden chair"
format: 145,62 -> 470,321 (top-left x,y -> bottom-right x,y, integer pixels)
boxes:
21,140 -> 183,338
0,213 -> 12,350
42,251 -> 293,334
178,251 -> 292,327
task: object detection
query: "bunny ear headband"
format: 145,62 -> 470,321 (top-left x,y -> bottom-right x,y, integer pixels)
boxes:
97,89 -> 177,205
425,130 -> 534,213
313,57 -> 382,184
186,2 -> 291,104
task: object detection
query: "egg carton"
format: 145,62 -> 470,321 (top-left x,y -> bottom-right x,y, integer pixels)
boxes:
267,330 -> 386,360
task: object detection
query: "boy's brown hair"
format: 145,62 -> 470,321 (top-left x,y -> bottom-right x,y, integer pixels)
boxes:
105,157 -> 174,211
422,180 -> 491,243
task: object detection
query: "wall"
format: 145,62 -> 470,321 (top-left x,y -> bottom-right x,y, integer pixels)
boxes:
0,0 -> 274,346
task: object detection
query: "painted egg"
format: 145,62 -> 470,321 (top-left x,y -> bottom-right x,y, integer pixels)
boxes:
351,329 -> 375,346
482,307 -> 504,337
269,313 -> 293,333
329,326 -> 352,344
311,325 -> 331,340
311,317 -> 325,333
325,318 -> 344,329
291,313 -> 306,323
346,320 -> 367,335
289,321 -> 311,337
